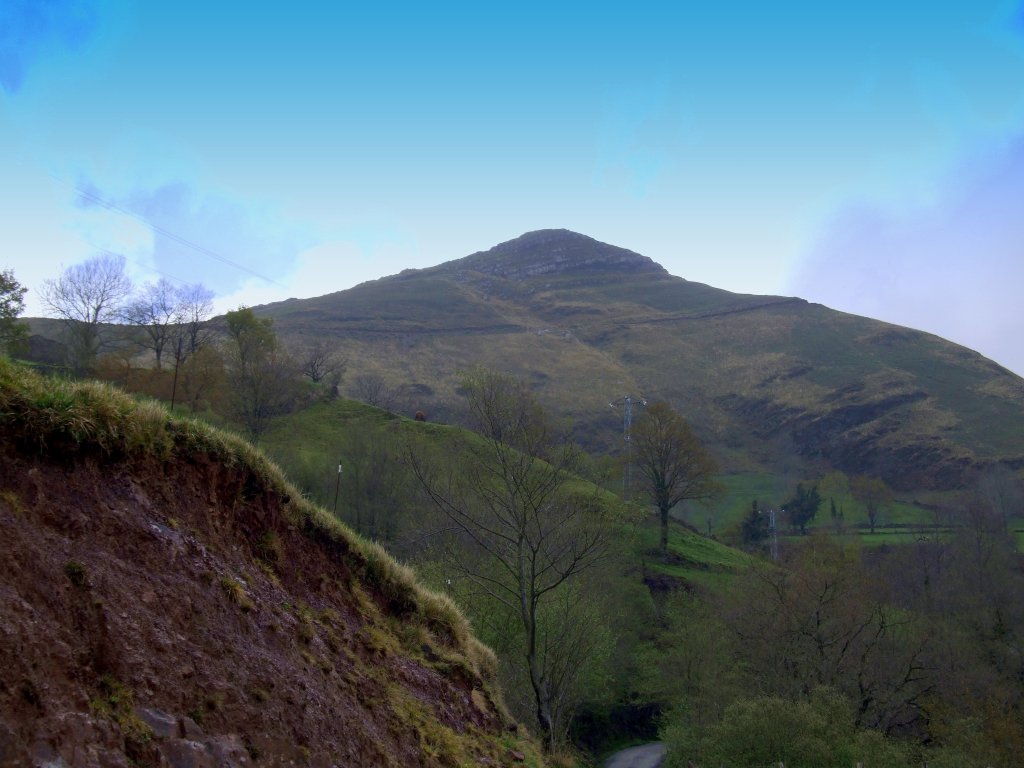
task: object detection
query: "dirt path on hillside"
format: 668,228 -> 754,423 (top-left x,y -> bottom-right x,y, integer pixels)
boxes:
604,741 -> 666,768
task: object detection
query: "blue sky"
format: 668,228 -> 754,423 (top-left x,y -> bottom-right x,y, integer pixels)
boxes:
2,0 -> 1023,374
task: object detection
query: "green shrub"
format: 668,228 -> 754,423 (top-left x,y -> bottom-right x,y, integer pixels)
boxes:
663,688 -> 914,768
63,560 -> 88,588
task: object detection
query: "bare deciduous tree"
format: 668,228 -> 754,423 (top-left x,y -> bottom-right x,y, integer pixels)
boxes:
177,283 -> 216,355
300,339 -> 345,385
124,278 -> 178,369
41,253 -> 133,371
168,283 -> 215,408
729,538 -> 933,732
351,372 -> 398,411
122,280 -> 216,408
409,368 -> 613,749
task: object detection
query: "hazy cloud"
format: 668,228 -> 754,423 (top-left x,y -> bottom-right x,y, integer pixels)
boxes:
790,137 -> 1024,376
75,180 -> 312,296
211,238 -> 411,314
0,0 -> 98,93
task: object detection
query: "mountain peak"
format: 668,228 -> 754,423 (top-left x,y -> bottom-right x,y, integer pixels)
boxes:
452,229 -> 667,281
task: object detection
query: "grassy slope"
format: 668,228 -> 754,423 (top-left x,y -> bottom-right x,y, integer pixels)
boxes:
25,234 -> 1024,495
260,396 -> 755,592
261,252 -> 1024,497
0,357 -> 545,766
633,519 -> 753,590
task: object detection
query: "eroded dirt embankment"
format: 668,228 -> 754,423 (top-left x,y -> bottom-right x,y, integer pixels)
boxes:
0,436 -> 523,767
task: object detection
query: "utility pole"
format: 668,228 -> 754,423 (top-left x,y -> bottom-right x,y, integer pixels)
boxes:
609,394 -> 646,496
333,461 -> 343,515
768,506 -> 779,562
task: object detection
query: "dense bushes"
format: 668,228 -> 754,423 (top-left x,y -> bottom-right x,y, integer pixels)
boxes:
656,531 -> 1024,767
662,689 -> 913,768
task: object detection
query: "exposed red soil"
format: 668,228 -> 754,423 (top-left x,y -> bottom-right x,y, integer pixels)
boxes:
0,442 -> 513,767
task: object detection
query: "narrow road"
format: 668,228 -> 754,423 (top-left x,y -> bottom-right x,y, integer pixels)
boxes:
603,742 -> 666,768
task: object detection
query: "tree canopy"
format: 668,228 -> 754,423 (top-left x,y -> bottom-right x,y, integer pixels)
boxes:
223,307 -> 298,439
410,368 -> 613,748
0,269 -> 29,354
785,483 -> 822,535
632,401 -> 721,550
40,254 -> 132,371
851,476 -> 891,535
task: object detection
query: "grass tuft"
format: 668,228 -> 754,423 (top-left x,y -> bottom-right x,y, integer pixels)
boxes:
0,488 -> 24,516
89,675 -> 153,746
63,560 -> 89,588
255,530 -> 284,568
220,577 -> 255,612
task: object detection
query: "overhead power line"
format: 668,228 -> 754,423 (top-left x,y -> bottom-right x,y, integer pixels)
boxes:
50,173 -> 284,287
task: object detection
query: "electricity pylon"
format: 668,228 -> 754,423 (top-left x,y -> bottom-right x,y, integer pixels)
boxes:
609,394 -> 646,496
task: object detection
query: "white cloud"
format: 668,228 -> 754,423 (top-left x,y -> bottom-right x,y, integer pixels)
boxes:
790,137 -> 1024,376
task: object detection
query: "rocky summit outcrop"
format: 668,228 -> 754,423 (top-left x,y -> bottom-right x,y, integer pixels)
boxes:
0,359 -> 540,768
449,229 -> 667,281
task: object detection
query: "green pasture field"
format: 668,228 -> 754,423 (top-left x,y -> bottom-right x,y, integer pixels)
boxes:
631,516 -> 752,592
675,471 -> 946,537
264,396 -> 763,587
840,529 -> 946,547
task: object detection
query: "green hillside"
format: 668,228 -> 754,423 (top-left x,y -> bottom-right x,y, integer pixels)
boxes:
258,394 -> 751,588
256,229 -> 1024,493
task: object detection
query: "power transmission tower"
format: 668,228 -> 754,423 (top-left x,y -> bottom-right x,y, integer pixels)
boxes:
609,394 -> 646,496
768,506 -> 779,562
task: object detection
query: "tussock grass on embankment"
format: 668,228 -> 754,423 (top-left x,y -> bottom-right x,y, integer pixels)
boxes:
0,356 -> 498,682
